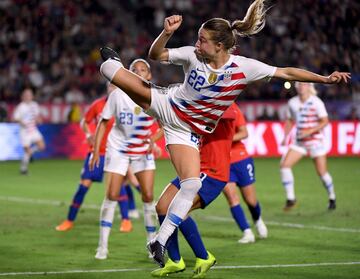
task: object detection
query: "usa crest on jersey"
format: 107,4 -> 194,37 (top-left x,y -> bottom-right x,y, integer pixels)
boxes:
223,70 -> 232,84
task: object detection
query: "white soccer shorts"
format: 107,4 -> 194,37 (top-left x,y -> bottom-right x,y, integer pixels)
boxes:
145,85 -> 201,151
104,147 -> 155,176
20,129 -> 43,147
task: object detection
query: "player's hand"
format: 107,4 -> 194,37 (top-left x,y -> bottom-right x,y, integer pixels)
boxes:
164,15 -> 183,35
280,138 -> 287,146
297,128 -> 313,139
144,138 -> 154,154
86,134 -> 95,146
153,143 -> 162,158
89,152 -> 100,171
327,71 -> 351,84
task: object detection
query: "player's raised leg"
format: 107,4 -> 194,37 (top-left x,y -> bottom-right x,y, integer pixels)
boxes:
99,47 -> 152,110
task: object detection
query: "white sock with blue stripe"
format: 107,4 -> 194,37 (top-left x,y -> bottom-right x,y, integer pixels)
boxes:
98,198 -> 117,249
156,177 -> 202,246
321,172 -> 336,200
143,202 -> 157,242
280,168 -> 295,200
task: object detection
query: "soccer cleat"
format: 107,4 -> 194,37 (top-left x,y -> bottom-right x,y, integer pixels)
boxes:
128,209 -> 140,219
119,219 -> 133,233
150,257 -> 186,277
147,240 -> 166,267
192,251 -> 216,279
238,228 -> 255,244
328,199 -> 336,210
283,199 -> 297,211
100,46 -> 122,62
255,217 -> 268,239
95,246 -> 108,260
20,169 -> 28,175
55,220 -> 74,231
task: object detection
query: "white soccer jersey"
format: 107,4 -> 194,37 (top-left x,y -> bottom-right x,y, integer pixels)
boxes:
101,88 -> 155,156
167,46 -> 276,134
13,101 -> 41,132
287,95 -> 328,146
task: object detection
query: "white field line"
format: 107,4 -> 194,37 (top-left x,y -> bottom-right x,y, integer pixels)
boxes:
1,261 -> 360,276
1,195 -> 360,234
203,215 -> 360,233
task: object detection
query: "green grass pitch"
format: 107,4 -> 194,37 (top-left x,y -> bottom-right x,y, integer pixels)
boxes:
0,158 -> 359,278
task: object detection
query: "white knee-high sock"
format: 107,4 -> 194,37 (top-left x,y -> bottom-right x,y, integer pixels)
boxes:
320,172 -> 336,200
280,168 -> 295,200
100,60 -> 123,81
156,177 -> 202,246
98,198 -> 117,249
143,202 -> 157,242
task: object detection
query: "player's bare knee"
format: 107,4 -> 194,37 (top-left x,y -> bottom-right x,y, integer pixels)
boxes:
141,193 -> 153,203
106,192 -> 119,201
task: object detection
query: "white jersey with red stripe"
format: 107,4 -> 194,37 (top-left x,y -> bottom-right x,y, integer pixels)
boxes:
13,101 -> 41,133
167,46 -> 276,134
287,95 -> 328,146
101,88 -> 155,156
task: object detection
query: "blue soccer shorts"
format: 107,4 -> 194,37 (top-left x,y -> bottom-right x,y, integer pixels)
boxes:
229,157 -> 256,187
81,153 -> 105,182
171,172 -> 226,209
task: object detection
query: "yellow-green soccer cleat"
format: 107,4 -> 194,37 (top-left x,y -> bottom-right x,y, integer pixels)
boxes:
192,251 -> 216,278
151,257 -> 186,277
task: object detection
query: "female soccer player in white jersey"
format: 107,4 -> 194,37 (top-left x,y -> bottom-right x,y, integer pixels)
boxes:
280,82 -> 336,211
13,88 -> 45,174
90,59 -> 163,260
98,0 -> 350,266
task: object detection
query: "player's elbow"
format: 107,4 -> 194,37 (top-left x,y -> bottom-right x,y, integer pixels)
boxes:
148,48 -> 159,61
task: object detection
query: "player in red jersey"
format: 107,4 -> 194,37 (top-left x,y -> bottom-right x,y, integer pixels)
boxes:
150,105 -> 237,278
55,84 -> 134,232
222,104 -> 268,244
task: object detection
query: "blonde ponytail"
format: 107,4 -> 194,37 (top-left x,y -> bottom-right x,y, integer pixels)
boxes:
231,0 -> 267,37
202,0 -> 268,51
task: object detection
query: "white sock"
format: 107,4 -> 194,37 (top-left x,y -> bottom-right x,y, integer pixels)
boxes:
21,153 -> 31,171
320,172 -> 336,200
100,59 -> 123,81
156,177 -> 202,246
143,202 -> 157,242
280,168 -> 295,200
98,198 -> 117,249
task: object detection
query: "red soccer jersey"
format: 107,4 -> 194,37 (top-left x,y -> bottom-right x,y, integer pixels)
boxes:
200,104 -> 237,182
84,96 -> 114,155
230,104 -> 249,163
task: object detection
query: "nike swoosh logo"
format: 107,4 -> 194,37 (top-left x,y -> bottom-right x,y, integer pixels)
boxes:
196,67 -> 205,72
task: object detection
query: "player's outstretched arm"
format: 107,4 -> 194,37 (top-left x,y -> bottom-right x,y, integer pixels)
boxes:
274,68 -> 351,84
148,15 -> 182,61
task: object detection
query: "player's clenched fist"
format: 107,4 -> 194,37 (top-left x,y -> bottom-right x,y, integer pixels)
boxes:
164,15 -> 183,34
